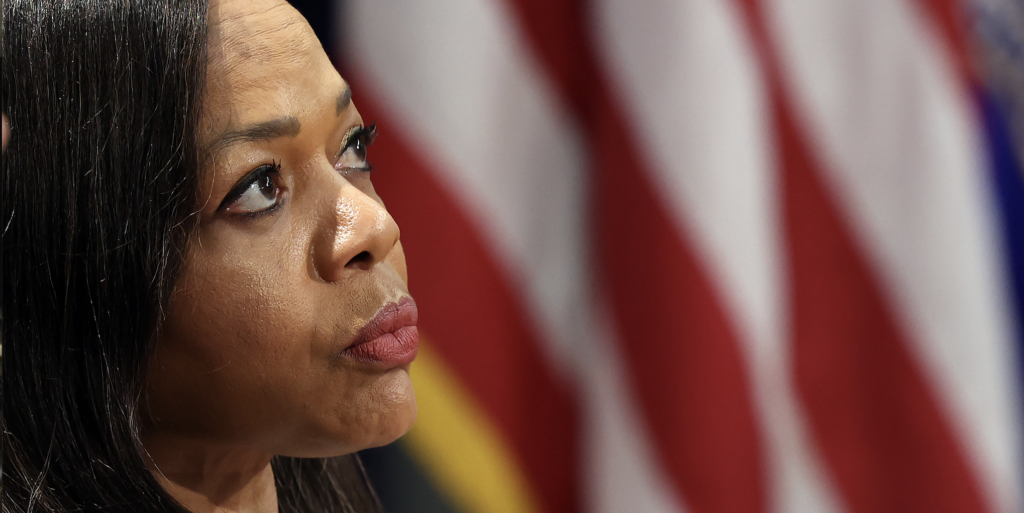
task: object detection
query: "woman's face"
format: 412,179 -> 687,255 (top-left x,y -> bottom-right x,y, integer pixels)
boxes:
144,0 -> 416,458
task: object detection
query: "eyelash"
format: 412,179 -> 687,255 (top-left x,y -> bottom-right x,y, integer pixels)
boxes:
336,123 -> 377,172
218,123 -> 379,220
219,160 -> 284,218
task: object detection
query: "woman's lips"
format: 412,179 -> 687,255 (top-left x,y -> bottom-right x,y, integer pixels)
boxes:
341,297 -> 419,367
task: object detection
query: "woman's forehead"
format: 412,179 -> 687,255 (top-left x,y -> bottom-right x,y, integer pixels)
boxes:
207,0 -> 317,71
201,0 -> 339,143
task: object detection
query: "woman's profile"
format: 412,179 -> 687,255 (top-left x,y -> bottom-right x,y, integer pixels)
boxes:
2,0 -> 417,511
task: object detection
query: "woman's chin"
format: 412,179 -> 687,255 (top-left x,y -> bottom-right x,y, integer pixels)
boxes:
360,369 -> 418,449
371,399 -> 418,449
288,368 -> 418,458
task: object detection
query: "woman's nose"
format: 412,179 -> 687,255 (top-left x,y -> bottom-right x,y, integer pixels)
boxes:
312,183 -> 400,282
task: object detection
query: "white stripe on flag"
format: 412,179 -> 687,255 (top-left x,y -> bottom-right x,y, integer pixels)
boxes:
591,0 -> 843,511
584,305 -> 688,513
343,0 -> 589,377
766,0 -> 1024,510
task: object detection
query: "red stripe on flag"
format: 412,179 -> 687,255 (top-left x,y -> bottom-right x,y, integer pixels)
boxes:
593,108 -> 771,513
732,1 -> 992,511
498,2 -> 771,511
352,84 -> 580,513
913,0 -> 977,88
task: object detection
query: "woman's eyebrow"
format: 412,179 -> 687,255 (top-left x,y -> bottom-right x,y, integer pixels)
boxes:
208,115 -> 302,155
207,86 -> 349,156
336,86 -> 352,116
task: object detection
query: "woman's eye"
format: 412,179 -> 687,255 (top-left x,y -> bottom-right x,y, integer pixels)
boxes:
336,123 -> 377,172
222,162 -> 283,216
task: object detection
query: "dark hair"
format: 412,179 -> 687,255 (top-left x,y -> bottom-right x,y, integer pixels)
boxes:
1,1 -> 382,511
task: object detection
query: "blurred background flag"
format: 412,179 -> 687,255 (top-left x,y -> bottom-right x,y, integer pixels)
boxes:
291,0 -> 1024,511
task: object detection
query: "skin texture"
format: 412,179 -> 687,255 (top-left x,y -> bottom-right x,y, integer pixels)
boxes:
142,1 -> 416,511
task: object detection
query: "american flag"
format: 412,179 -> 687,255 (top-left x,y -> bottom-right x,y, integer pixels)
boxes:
293,0 -> 1024,511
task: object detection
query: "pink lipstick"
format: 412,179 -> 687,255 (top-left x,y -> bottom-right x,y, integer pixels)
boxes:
342,297 -> 419,367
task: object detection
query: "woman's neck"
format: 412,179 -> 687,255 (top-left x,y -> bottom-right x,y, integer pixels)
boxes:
143,434 -> 278,513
